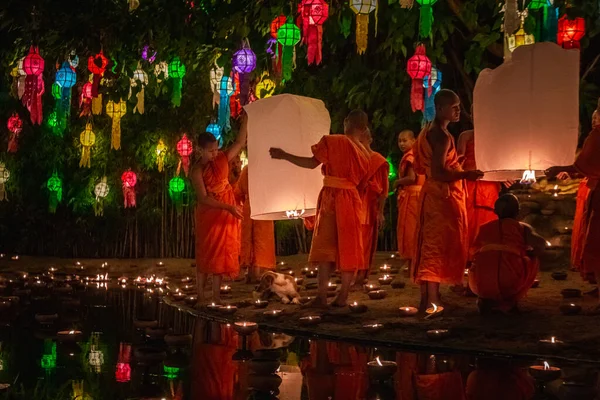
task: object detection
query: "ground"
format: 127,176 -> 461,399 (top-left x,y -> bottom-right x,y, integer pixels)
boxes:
2,252 -> 599,365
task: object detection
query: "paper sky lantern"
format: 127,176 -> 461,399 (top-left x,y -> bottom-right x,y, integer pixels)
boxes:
176,134 -> 193,176
106,100 -> 127,150
206,123 -> 223,147
121,171 -> 137,208
169,176 -> 185,211
416,0 -> 437,38
130,62 -> 148,114
22,46 -> 45,125
55,62 -> 77,132
218,76 -> 235,132
557,15 -> 585,50
255,71 -> 276,99
244,94 -> 329,220
94,176 -> 109,217
407,45 -> 432,113
210,63 -> 224,108
47,172 -> 63,214
0,162 -> 9,201
233,42 -> 257,106
88,51 -> 108,115
156,139 -> 167,172
79,123 -> 96,168
399,0 -> 414,8
297,0 -> 329,65
7,113 -> 22,153
168,57 -> 186,107
277,21 -> 302,81
269,15 -> 287,76
474,43 -> 578,182
423,66 -> 442,122
350,0 -> 377,55
80,82 -> 93,117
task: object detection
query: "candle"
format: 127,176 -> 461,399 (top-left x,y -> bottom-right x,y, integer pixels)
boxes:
294,277 -> 304,286
233,321 -> 258,335
254,300 -> 269,309
57,330 -> 83,343
156,261 -> 164,267
378,275 -> 393,285
172,292 -> 186,301
264,309 -> 283,319
398,306 -> 419,317
285,270 -> 295,276
379,264 -> 391,273
299,315 -> 321,326
11,255 -> 19,261
362,323 -> 384,333
550,185 -> 560,197
206,303 -> 222,311
279,261 -> 287,266
551,271 -> 568,281
464,268 -> 469,277
425,303 -> 444,318
559,303 -> 581,315
49,267 -> 57,273
220,285 -> 232,295
560,288 -> 581,299
427,329 -> 450,340
306,270 -> 317,278
368,290 -> 387,300
220,305 -> 238,315
327,282 -> 337,291
529,362 -> 561,381
181,276 -> 192,284
184,295 -> 198,305
367,357 -> 398,381
531,279 -> 540,288
349,301 -> 368,314
299,296 -> 313,305
301,267 -> 310,275
539,336 -> 564,348
364,283 -> 381,293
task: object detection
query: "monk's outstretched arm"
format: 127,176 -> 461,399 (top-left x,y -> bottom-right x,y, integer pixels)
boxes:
226,113 -> 248,162
191,167 -> 242,218
429,128 -> 482,182
394,165 -> 417,188
269,148 -> 321,169
522,223 -> 547,257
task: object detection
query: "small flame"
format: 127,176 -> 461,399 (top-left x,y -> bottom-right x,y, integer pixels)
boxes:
543,361 -> 550,370
403,307 -> 411,311
570,303 -> 575,307
520,170 -> 536,184
286,209 -> 306,219
383,275 -> 390,279
551,337 -> 556,343
432,303 -> 438,313
69,330 -> 75,334
376,357 -> 383,367
211,302 -> 216,306
243,322 -> 247,327
546,241 -> 552,247
353,301 -> 358,306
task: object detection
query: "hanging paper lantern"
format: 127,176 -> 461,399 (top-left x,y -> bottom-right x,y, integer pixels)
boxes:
297,0 -> 329,65
168,57 -> 186,107
79,82 -> 93,117
507,23 -> 535,53
87,51 -> 108,115
94,177 -> 109,217
0,163 -> 9,202
528,0 -> 547,10
268,15 -> 288,77
47,172 -> 63,214
277,22 -> 302,81
106,100 -> 127,150
423,66 -> 442,122
218,76 -> 235,132
121,171 -> 137,208
407,45 -> 432,113
10,58 -> 26,100
156,139 -> 167,172
130,62 -> 148,114
115,343 -> 132,383
230,72 -> 242,119
55,62 -> 77,132
255,71 -> 276,99
51,83 -> 62,100
557,15 -> 585,50
21,46 -> 45,125
142,45 -> 157,64
47,111 -> 59,130
69,51 -> 79,68
209,63 -> 224,108
169,176 -> 185,211
233,41 -> 257,106
399,0 -> 414,8
7,113 -> 22,153
206,123 -> 223,147
416,0 -> 438,39
176,134 -> 193,176
350,0 -> 377,55
154,61 -> 169,83
79,123 -> 96,168
527,0 -> 558,43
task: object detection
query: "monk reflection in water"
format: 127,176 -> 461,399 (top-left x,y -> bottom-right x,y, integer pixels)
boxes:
465,358 -> 535,400
469,194 -> 545,314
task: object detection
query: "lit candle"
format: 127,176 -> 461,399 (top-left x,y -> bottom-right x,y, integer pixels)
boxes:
181,276 -> 192,284
306,269 -> 317,278
378,275 -> 393,285
368,290 -> 387,300
220,285 -> 232,295
362,323 -> 384,333
327,282 -> 337,291
172,292 -> 186,300
559,303 -> 581,315
157,261 -> 164,266
11,255 -> 19,261
294,277 -> 304,286
206,302 -> 222,311
425,303 -> 444,318
184,295 -> 198,305
49,267 -> 57,273
539,336 -> 564,348
301,267 -> 310,275
264,309 -> 283,319
529,361 -> 562,381
233,321 -> 258,335
349,301 -> 368,313
363,283 -> 381,293
220,305 -> 238,315
299,315 -> 321,326
550,185 -> 560,197
367,357 -> 398,381
531,279 -> 540,288
57,330 -> 83,342
398,306 -> 419,317
299,296 -> 313,305
379,264 -> 391,272
427,329 -> 450,340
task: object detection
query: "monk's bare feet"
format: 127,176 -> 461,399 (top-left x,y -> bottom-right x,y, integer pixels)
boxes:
301,297 -> 328,309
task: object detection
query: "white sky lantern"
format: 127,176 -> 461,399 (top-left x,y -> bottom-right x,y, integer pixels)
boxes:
244,94 -> 329,220
474,42 -> 579,182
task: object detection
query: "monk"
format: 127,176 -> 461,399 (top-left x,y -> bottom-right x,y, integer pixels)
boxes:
235,164 -> 276,283
465,359 -> 535,400
270,110 -> 370,307
469,194 -> 545,314
191,116 -> 246,304
357,129 -> 389,283
393,130 -> 425,270
413,89 -> 483,311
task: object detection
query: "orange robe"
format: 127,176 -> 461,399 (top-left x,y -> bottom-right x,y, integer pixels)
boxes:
195,152 -> 240,276
413,128 -> 468,284
572,178 -> 590,275
235,166 -> 276,269
462,136 -> 501,260
469,219 -> 539,312
465,367 -> 534,400
359,152 -> 389,271
575,127 -> 600,274
397,149 -> 425,260
309,135 -> 370,272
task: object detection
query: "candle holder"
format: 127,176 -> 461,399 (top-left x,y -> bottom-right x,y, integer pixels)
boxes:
529,362 -> 562,381
294,277 -> 304,286
264,309 -> 283,319
368,290 -> 387,300
285,270 -> 295,276
327,283 -> 337,291
551,271 -> 568,281
172,292 -> 186,301
427,329 -> 450,340
181,276 -> 193,284
299,296 -> 313,305
301,267 -> 310,275
184,296 -> 198,306
559,303 -> 581,315
538,337 -> 564,349
233,321 -> 258,335
220,305 -> 238,315
367,358 -> 398,382
561,289 -> 581,299
349,302 -> 368,314
364,283 -> 381,293
424,304 -> 444,319
220,285 -> 232,295
299,315 -> 321,326
306,270 -> 317,278
549,185 -> 561,198
182,285 -> 196,294
254,300 -> 269,309
531,279 -> 540,288
362,323 -> 384,333
57,330 -> 83,343
205,303 -> 222,312
398,306 -> 419,317
378,275 -> 394,285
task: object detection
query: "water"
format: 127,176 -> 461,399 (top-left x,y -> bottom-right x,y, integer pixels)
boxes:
0,285 -> 598,400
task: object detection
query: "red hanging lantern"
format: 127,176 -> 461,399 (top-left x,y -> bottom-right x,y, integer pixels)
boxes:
297,0 -> 329,65
121,170 -> 137,208
407,44 -> 432,113
87,51 -> 108,98
7,113 -> 23,153
269,16 -> 288,76
80,82 -> 93,117
557,15 -> 585,49
115,343 -> 131,383
176,134 -> 193,176
230,72 -> 242,119
21,46 -> 45,125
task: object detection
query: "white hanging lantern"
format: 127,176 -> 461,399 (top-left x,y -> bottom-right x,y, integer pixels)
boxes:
130,62 -> 148,114
0,163 -> 9,201
94,177 -> 110,216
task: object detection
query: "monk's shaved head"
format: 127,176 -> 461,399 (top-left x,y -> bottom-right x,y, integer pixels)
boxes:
434,89 -> 459,109
344,110 -> 369,132
399,130 -> 415,140
494,194 -> 520,219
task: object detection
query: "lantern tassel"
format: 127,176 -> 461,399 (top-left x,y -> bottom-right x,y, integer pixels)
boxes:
419,5 -> 434,38
411,79 -> 425,112
80,146 -> 91,168
157,154 -> 165,173
219,93 -> 232,132
49,189 -> 62,214
543,5 -> 558,43
282,45 -> 295,80
307,25 -> 324,65
92,95 -> 103,115
239,73 -> 250,106
94,198 -> 104,217
123,186 -> 136,208
169,186 -> 184,214
0,183 -> 6,202
111,118 -> 121,150
355,14 -> 369,55
56,87 -> 72,134
423,88 -> 438,122
134,86 -> 145,114
172,78 -> 183,107
23,75 -> 44,125
182,156 -> 190,176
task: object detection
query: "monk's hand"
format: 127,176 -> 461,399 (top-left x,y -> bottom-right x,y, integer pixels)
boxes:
269,147 -> 287,160
377,212 -> 385,229
465,170 -> 484,181
545,166 -> 562,179
228,205 -> 243,219
556,172 -> 571,180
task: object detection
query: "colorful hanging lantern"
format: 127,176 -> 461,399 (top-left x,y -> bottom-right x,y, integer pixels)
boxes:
51,82 -> 62,100
154,61 -> 169,84
255,71 -> 276,99
423,66 -> 442,122
297,0 -> 329,65
232,41 -> 257,106
142,45 -> 157,64
230,72 -> 242,119
407,45 -> 432,113
80,82 -> 93,117
350,0 -> 377,55
527,0 -> 558,43
55,62 -> 77,132
169,176 -> 185,211
399,0 -> 414,8
557,15 -> 585,49
22,46 -> 45,125
121,171 -> 137,208
10,58 -> 26,100
209,63 -> 224,108
69,51 -> 79,68
277,21 -> 302,81
87,51 -> 108,115
206,123 -> 223,147
176,134 -> 193,176
94,177 -> 109,217
218,76 -> 235,132
268,15 -> 288,77
115,343 -> 132,383
130,62 -> 148,114
7,113 -> 23,153
156,139 -> 167,172
106,100 -> 127,150
0,162 -> 9,202
507,21 -> 535,53
47,111 -> 59,130
79,123 -> 96,168
47,172 -> 63,214
168,57 -> 186,107
416,0 -> 437,39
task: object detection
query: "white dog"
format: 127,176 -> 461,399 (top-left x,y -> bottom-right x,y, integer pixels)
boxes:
254,271 -> 301,305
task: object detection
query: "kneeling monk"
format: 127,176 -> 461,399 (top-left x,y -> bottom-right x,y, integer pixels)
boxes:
469,194 -> 545,314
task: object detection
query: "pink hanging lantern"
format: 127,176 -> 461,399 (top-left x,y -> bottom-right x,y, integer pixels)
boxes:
297,0 -> 329,65
79,82 -> 93,117
21,47 -> 45,125
7,113 -> 23,153
407,44 -> 432,113
121,171 -> 137,208
176,134 -> 193,176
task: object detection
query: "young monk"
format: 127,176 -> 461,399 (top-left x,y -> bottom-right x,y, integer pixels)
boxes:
393,130 -> 425,269
270,110 -> 370,307
357,129 -> 389,283
469,194 -> 545,314
191,116 -> 247,304
235,164 -> 276,283
413,89 -> 483,311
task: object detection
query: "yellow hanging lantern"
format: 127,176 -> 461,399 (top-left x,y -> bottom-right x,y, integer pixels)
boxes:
130,62 -> 148,114
506,12 -> 535,57
350,0 -> 377,55
255,71 -> 276,99
106,100 -> 127,150
156,139 -> 167,172
79,123 -> 96,168
240,149 -> 248,169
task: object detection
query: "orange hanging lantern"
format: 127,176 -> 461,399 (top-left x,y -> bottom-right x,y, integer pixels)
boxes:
176,134 -> 193,176
106,100 -> 127,150
557,15 -> 585,49
297,0 -> 329,65
7,113 -> 23,153
121,170 -> 137,208
87,51 -> 108,115
407,44 -> 432,113
22,46 -> 45,125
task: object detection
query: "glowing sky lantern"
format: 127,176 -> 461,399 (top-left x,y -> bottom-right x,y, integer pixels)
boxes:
87,51 -> 108,115
557,15 -> 585,49
244,94 -> 329,220
106,100 -> 127,150
0,162 -> 9,202
350,0 -> 377,55
233,41 -> 257,106
121,170 -> 137,208
22,46 -> 45,125
79,123 -> 96,168
474,43 -> 579,182
218,76 -> 235,132
168,57 -> 186,107
156,139 -> 167,172
297,0 -> 329,65
407,44 -> 432,113
47,172 -> 63,214
130,62 -> 148,114
176,134 -> 193,176
7,113 -> 22,153
94,177 -> 109,217
277,21 -> 302,81
416,0 -> 437,38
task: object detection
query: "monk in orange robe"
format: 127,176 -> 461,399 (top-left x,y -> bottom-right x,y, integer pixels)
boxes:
465,360 -> 535,400
394,130 -> 425,268
357,130 -> 389,282
270,110 -> 370,307
235,165 -> 276,283
191,117 -> 247,303
469,194 -> 545,314
413,90 -> 483,310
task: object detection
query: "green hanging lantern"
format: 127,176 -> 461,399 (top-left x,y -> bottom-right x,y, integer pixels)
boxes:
527,0 -> 547,10
51,82 -> 61,100
168,57 -> 186,107
164,365 -> 180,380
47,172 -> 63,214
277,21 -> 301,81
41,340 -> 57,372
47,111 -> 58,130
416,0 -> 438,38
169,176 -> 185,212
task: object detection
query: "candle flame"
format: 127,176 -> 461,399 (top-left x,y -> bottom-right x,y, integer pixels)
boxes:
570,303 -> 575,306
520,170 -> 536,184
432,303 -> 438,313
383,275 -> 390,279
353,301 -> 358,306
546,241 -> 552,247
286,209 -> 306,219
551,337 -> 556,343
69,330 -> 75,334
376,357 -> 383,366
243,322 -> 247,327
553,185 -> 558,190
544,361 -> 550,370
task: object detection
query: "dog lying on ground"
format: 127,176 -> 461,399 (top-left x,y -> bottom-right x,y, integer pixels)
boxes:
253,271 -> 301,305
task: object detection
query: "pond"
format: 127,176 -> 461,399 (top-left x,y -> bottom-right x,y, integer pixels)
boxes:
0,284 -> 597,400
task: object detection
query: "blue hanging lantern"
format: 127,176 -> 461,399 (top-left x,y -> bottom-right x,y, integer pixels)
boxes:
206,123 -> 223,147
218,76 -> 235,133
423,66 -> 442,122
54,62 -> 76,134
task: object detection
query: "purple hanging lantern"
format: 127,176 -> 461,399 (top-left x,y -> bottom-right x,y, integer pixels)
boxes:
232,40 -> 256,106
